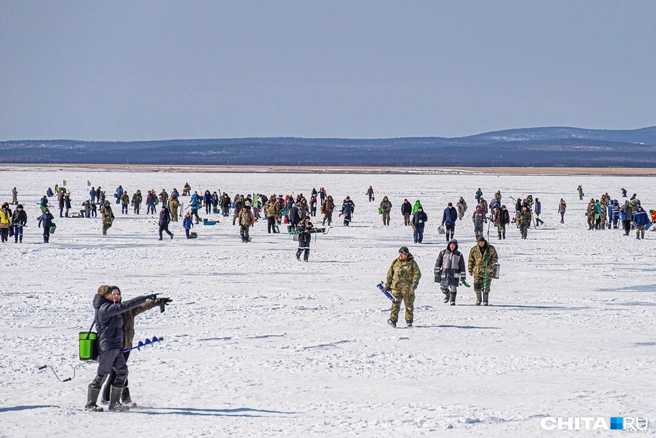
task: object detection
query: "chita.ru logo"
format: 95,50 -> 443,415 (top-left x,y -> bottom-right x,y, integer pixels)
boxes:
540,416 -> 648,431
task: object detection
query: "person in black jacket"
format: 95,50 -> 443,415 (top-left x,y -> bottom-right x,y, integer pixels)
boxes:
158,205 -> 174,240
493,205 -> 510,239
401,199 -> 412,226
11,204 -> 27,243
441,203 -> 458,242
296,216 -> 313,261
84,285 -> 152,412
412,206 -> 428,243
435,239 -> 467,305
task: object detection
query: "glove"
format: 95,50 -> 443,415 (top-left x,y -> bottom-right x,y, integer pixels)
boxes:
382,285 -> 391,293
412,283 -> 418,290
460,272 -> 467,281
159,297 -> 172,313
146,293 -> 158,300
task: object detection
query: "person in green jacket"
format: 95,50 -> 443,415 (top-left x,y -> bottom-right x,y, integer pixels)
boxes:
382,246 -> 421,327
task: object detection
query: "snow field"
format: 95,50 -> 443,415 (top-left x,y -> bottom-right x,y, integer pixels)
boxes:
0,169 -> 654,437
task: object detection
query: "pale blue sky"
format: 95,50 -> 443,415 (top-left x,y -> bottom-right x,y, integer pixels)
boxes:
1,0 -> 654,141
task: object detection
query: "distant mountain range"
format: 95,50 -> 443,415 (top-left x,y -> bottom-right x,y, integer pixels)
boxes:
2,126 -> 656,167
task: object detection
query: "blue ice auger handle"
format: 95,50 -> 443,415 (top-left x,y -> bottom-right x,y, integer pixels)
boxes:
377,282 -> 398,303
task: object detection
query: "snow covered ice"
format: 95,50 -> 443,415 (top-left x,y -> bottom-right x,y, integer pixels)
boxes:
1,168 -> 655,437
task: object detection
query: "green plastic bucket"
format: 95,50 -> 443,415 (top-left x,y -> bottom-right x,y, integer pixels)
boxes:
79,332 -> 99,361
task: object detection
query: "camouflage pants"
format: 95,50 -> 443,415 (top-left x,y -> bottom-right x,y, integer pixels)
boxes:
240,225 -> 250,241
473,273 -> 492,294
382,211 -> 390,225
323,212 -> 332,225
587,216 -> 595,229
636,225 -> 645,239
102,223 -> 112,235
519,224 -> 529,238
403,212 -> 411,226
389,288 -> 415,324
170,207 -> 178,221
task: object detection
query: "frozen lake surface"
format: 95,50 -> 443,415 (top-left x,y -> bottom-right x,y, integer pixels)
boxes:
1,169 -> 654,437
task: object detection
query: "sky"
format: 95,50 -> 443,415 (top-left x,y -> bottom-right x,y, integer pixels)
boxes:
1,0 -> 655,141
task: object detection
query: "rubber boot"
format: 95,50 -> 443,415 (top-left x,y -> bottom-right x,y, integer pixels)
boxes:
108,385 -> 129,411
101,383 -> 110,405
84,385 -> 103,412
475,292 -> 482,306
443,292 -> 449,303
483,293 -> 489,306
449,292 -> 456,306
121,386 -> 137,408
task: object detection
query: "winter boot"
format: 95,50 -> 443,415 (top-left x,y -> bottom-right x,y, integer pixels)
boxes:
108,385 -> 129,411
387,319 -> 397,328
482,293 -> 489,306
121,386 -> 137,408
475,292 -> 482,306
449,292 -> 457,306
443,293 -> 450,303
84,385 -> 104,412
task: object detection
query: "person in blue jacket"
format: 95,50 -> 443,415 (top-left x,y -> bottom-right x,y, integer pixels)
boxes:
183,212 -> 194,238
190,191 -> 202,224
37,208 -> 55,243
84,285 -> 154,412
633,206 -> 649,239
441,203 -> 458,242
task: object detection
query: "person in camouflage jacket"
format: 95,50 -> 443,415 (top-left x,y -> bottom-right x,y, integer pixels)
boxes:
517,205 -> 532,239
382,246 -> 421,327
168,195 -> 180,222
100,201 -> 115,236
379,196 -> 392,226
467,236 -> 498,306
321,195 -> 335,226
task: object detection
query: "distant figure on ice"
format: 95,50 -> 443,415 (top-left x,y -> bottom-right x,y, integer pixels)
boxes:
183,212 -> 194,238
534,198 -> 544,227
441,202 -> 458,242
158,205 -> 174,240
577,185 -> 584,200
321,195 -> 335,226
558,199 -> 567,223
621,188 -> 627,197
296,216 -> 313,262
340,196 -> 355,226
401,199 -> 412,226
366,186 -> 374,202
379,196 -> 392,226
493,205 -> 510,239
472,205 -> 486,239
238,204 -> 255,242
11,204 -> 27,243
382,246 -> 421,328
517,205 -> 532,239
633,206 -> 649,240
412,206 -> 427,244
456,197 -> 467,220
37,208 -> 55,243
100,201 -> 115,236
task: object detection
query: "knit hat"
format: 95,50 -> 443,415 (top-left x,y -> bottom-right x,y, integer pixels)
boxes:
97,285 -> 114,297
399,246 -> 410,256
477,236 -> 487,243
